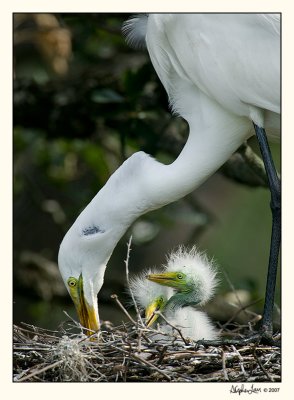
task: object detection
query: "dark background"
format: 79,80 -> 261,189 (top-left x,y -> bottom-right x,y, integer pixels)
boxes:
13,13 -> 280,331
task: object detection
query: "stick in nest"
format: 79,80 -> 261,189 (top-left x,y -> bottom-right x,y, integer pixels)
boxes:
221,349 -> 229,381
231,344 -> 248,379
111,294 -> 137,326
124,236 -> 144,326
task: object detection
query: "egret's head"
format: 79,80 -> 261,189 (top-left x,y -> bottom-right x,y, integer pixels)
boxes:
58,151 -> 160,334
147,246 -> 219,306
64,273 -> 100,334
58,223 -> 118,335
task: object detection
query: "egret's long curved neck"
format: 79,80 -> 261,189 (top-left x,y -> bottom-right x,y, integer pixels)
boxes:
144,96 -> 252,210
83,91 -> 252,244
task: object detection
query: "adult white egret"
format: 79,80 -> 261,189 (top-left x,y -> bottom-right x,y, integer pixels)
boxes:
129,247 -> 219,341
58,14 -> 280,341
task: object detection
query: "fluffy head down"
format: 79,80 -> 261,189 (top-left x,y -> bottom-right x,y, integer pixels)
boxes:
129,268 -> 171,309
165,246 -> 219,305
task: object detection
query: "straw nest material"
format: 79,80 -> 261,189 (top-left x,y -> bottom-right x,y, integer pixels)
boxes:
13,315 -> 281,382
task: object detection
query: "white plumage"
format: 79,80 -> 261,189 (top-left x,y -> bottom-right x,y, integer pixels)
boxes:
161,308 -> 219,341
58,14 -> 280,333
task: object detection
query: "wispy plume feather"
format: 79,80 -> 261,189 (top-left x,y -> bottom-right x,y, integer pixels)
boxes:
122,14 -> 148,49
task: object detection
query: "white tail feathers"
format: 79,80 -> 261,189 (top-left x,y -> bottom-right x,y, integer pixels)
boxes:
122,14 -> 148,49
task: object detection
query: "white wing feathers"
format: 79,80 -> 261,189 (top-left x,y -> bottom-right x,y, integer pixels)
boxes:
124,14 -> 280,118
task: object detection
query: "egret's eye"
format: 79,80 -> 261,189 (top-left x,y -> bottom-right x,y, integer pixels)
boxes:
177,273 -> 184,280
159,296 -> 164,303
67,277 -> 77,288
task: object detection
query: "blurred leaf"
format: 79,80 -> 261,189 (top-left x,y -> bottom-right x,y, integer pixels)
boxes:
91,88 -> 124,104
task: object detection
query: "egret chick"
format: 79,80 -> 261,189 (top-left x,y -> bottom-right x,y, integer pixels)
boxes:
147,248 -> 219,342
130,248 -> 219,341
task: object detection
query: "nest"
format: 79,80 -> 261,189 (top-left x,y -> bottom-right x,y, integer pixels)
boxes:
13,240 -> 281,382
13,318 -> 281,383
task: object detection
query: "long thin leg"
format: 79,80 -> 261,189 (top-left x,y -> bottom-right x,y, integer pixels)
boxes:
198,124 -> 281,348
253,123 -> 281,338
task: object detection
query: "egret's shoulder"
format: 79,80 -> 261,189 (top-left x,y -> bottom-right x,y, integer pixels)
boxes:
115,151 -> 155,178
122,151 -> 163,180
127,150 -> 153,164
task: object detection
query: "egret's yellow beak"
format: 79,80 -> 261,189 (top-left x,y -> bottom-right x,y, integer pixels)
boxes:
68,274 -> 99,335
145,300 -> 160,327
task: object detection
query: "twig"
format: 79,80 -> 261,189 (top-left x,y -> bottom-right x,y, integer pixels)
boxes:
16,360 -> 64,382
221,350 -> 229,381
14,346 -> 51,351
157,345 -> 168,365
19,323 -> 60,335
16,324 -> 59,341
63,311 -> 82,328
163,350 -> 219,358
111,294 -> 137,326
136,328 -> 143,353
231,345 -> 248,378
253,348 -> 274,382
124,236 -> 144,326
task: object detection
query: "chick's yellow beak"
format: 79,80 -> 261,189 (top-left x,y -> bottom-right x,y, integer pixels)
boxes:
68,274 -> 99,335
145,301 -> 160,327
147,272 -> 178,287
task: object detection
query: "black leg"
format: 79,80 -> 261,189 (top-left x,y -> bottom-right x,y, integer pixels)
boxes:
198,133 -> 280,347
253,123 -> 281,338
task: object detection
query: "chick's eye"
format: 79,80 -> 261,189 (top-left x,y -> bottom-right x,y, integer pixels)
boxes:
67,277 -> 77,287
177,273 -> 183,280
